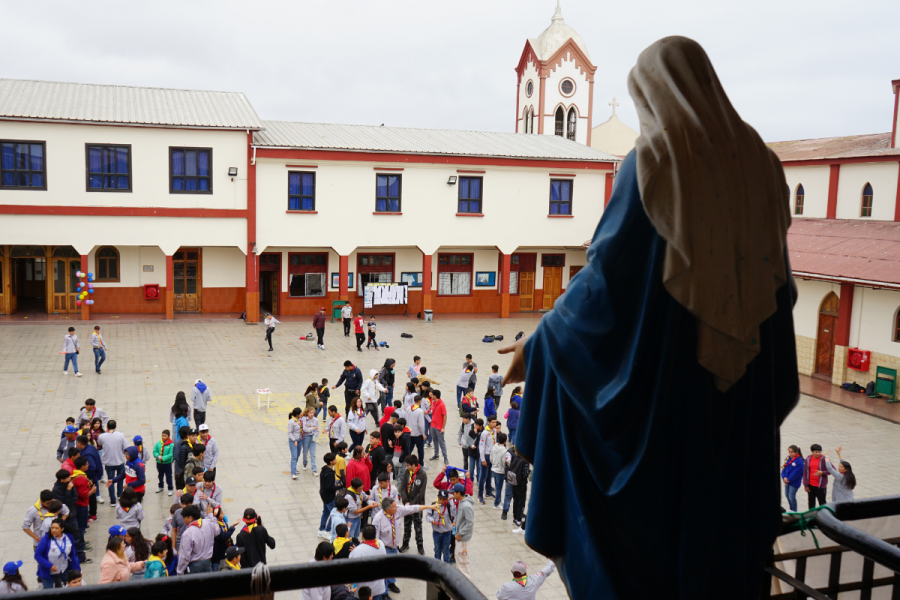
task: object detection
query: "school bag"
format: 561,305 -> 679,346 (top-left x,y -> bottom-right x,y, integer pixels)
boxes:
865,381 -> 876,396
494,335 -> 504,341
175,466 -> 186,490
482,336 -> 494,343
515,331 -> 524,341
401,333 -> 413,338
505,452 -> 530,486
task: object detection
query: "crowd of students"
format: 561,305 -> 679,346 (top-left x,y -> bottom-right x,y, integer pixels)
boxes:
13,381 -> 276,593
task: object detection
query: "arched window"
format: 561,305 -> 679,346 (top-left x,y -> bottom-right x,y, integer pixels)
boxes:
95,246 -> 120,282
555,107 -> 565,137
861,183 -> 874,217
567,108 -> 577,141
895,307 -> 900,342
795,184 -> 805,216
530,107 -> 535,133
522,108 -> 528,134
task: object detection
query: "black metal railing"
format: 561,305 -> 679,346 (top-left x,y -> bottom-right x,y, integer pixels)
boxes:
765,495 -> 900,599
21,555 -> 486,600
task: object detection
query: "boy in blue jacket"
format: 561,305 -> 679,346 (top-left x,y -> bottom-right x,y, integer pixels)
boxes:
781,444 -> 804,512
483,391 -> 497,421
75,435 -> 103,520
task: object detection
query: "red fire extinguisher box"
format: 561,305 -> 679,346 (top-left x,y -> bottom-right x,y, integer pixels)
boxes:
143,284 -> 160,300
847,348 -> 871,371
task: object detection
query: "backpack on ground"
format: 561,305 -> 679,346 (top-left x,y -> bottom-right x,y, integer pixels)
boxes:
865,381 -> 876,396
494,335 -> 504,341
482,336 -> 494,343
515,331 -> 524,341
401,333 -> 413,338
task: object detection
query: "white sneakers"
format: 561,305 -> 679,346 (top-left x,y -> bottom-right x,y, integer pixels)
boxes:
512,527 -> 525,534
156,488 -> 164,494
292,474 -> 297,480
493,505 -> 502,510
96,496 -> 104,504
75,372 -> 83,377
303,464 -> 308,471
63,371 -> 68,375
168,490 -> 173,496
317,530 -> 329,538
313,471 -> 319,477
317,344 -> 326,350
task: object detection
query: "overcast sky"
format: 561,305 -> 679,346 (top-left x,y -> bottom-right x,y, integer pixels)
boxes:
4,0 -> 898,142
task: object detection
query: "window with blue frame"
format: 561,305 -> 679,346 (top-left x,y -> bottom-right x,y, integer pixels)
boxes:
549,179 -> 573,215
288,172 -> 316,211
458,176 -> 483,214
86,144 -> 131,191
1,141 -> 46,189
375,174 -> 401,212
170,147 -> 212,193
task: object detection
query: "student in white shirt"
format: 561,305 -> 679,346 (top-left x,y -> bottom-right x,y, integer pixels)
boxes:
340,303 -> 353,337
264,313 -> 280,351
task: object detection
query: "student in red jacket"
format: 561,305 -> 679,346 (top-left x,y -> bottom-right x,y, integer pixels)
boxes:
428,390 -> 449,465
345,447 -> 374,493
353,313 -> 366,352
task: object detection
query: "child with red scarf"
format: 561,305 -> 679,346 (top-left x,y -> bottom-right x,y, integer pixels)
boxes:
107,446 -> 146,502
235,508 -> 276,568
398,455 -> 428,554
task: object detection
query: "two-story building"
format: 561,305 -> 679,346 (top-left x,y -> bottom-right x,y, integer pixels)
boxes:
0,78 -> 618,323
769,77 -> 900,388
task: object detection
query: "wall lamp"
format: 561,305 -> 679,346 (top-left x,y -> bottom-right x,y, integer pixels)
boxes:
447,176 -> 457,185
228,167 -> 239,181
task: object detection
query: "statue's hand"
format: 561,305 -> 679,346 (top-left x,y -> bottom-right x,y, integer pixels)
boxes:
498,338 -> 527,385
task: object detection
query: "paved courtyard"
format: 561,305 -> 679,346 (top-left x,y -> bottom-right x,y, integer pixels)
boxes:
0,316 -> 898,599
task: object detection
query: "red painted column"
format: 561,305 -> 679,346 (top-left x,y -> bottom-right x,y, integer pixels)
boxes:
537,75 -> 546,135
245,132 -> 259,323
80,254 -> 90,321
894,162 -> 900,222
339,255 -> 349,301
499,253 -> 511,318
165,255 -> 174,320
826,164 -> 841,219
422,253 -> 433,312
604,173 -> 614,207
835,283 -> 855,347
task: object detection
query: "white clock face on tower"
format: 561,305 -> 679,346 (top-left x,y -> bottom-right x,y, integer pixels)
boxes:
526,80 -> 534,97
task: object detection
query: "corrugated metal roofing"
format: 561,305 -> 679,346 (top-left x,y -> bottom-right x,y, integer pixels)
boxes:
0,78 -> 262,129
768,133 -> 900,162
254,120 -> 619,162
788,219 -> 900,285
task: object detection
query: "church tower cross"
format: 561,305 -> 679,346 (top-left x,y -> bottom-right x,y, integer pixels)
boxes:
609,97 -> 620,117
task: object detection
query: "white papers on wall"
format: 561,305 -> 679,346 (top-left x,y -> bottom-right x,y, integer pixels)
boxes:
364,283 -> 408,306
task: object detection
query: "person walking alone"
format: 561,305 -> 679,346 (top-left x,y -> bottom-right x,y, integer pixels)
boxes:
90,326 -> 107,375
264,313 -> 281,352
62,327 -> 82,377
288,408 -> 302,480
191,380 -> 211,427
313,307 -> 327,350
341,303 -> 353,337
353,312 -> 366,352
334,361 -> 363,415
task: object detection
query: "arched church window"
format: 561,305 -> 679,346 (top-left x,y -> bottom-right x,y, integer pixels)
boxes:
861,183 -> 874,217
528,107 -> 534,134
555,107 -> 565,137
795,184 -> 805,216
526,80 -> 534,97
522,108 -> 529,134
560,79 -> 575,96
567,108 -> 577,141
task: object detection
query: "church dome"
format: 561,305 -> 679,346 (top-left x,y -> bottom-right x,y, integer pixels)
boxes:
529,4 -> 592,62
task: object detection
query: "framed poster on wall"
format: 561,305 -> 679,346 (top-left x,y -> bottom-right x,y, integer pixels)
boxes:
475,272 -> 496,286
331,272 -> 354,289
401,272 -> 423,287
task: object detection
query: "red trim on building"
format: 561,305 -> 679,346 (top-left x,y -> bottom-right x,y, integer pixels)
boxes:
339,255 -> 349,301
457,170 -> 486,174
826,164 -> 841,219
515,79 -> 521,133
835,282 -> 854,346
286,164 -> 318,169
604,172 -> 614,207
0,205 -> 248,218
456,213 -> 484,217
255,148 -> 613,171
782,156 -> 900,167
246,131 -> 258,323
538,75 -> 546,135
372,212 -> 402,215
548,215 -> 574,218
549,173 -> 576,177
165,254 -> 174,320
286,210 -> 318,214
892,80 -> 900,149
287,252 -> 329,274
436,253 -> 475,297
895,162 -> 900,222
421,251 -> 433,311
373,167 -> 404,171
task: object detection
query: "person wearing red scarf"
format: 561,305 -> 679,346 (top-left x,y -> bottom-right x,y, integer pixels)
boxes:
398,455 -> 429,554
348,525 -> 386,597
346,446 -> 374,493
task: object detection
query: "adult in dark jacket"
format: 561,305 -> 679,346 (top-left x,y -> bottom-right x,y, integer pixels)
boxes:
318,453 -> 340,537
378,359 -> 396,411
334,361 -> 363,414
210,506 -> 235,570
393,421 -> 411,468
398,455 -> 428,554
312,308 -> 327,349
235,509 -> 276,568
379,417 -> 396,456
52,471 -> 83,559
366,432 -> 389,487
75,436 -> 103,520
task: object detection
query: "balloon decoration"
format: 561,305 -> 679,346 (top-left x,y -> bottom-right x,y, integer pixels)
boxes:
75,269 -> 99,309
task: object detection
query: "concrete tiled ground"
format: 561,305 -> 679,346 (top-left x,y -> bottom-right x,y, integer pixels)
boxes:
0,317 -> 898,599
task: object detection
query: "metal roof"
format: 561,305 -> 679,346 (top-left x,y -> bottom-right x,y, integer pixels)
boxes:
768,133 -> 900,162
0,78 -> 262,130
788,219 -> 900,285
254,120 -> 619,162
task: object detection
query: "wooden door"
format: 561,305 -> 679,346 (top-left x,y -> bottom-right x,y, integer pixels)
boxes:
270,272 -> 279,315
5,257 -> 17,314
52,258 -> 80,313
542,267 -> 562,309
815,292 -> 840,376
519,272 -> 535,311
173,249 -> 201,312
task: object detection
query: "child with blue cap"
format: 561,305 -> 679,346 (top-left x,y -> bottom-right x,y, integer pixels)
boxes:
0,561 -> 26,593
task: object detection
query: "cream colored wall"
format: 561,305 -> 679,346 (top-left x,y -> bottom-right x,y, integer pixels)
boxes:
517,60 -> 540,134
542,56 -> 590,145
848,287 -> 900,356
782,165 -> 830,218
0,121 -> 248,209
255,160 -> 607,256
835,162 -> 899,220
590,116 -> 638,157
0,214 -> 246,255
562,249 -> 588,287
793,278 -> 841,338
202,246 -> 245,287
85,245 -> 165,288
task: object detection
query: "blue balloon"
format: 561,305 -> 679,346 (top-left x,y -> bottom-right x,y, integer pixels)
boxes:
88,288 -> 94,294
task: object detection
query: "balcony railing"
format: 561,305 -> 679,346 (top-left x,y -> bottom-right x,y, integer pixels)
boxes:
21,555 -> 487,600
765,495 -> 900,599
